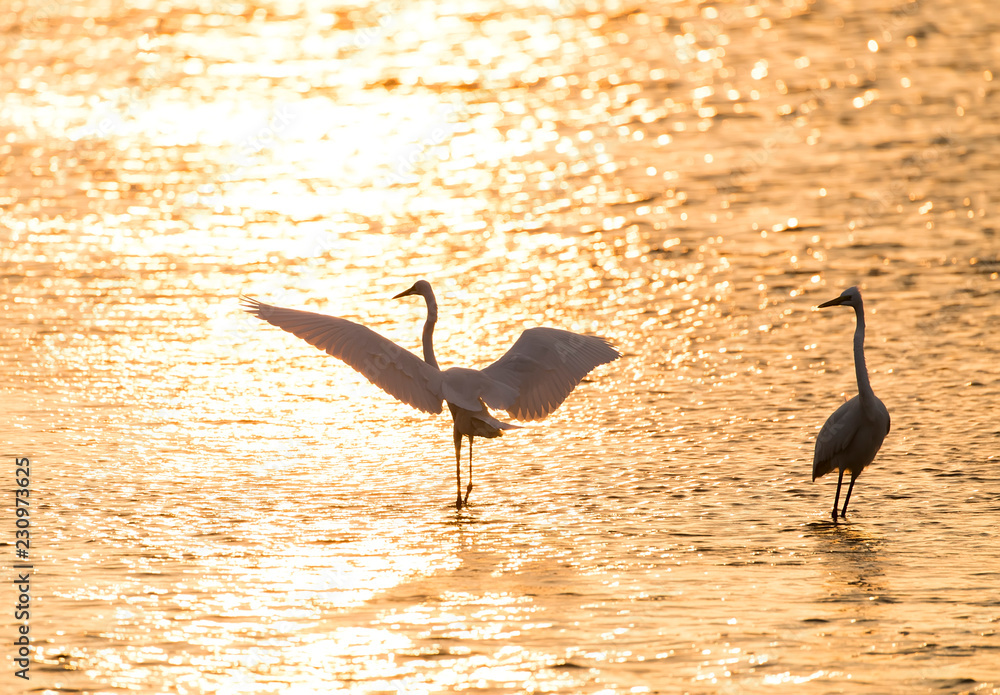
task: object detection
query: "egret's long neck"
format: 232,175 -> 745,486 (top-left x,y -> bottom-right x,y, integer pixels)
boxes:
852,301 -> 875,405
420,287 -> 439,368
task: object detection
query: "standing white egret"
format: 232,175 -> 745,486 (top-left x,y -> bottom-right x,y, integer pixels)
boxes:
241,280 -> 619,510
812,286 -> 891,522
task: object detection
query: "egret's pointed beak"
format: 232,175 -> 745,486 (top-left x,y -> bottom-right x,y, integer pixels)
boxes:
818,295 -> 849,308
393,285 -> 417,300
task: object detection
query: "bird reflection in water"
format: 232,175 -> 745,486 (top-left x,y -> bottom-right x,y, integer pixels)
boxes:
806,522 -> 891,613
242,280 -> 620,510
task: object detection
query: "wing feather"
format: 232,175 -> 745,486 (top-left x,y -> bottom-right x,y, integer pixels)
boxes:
480,327 -> 619,421
812,395 -> 860,480
240,296 -> 443,414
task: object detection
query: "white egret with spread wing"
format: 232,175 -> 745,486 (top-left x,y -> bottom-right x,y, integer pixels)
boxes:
241,280 -> 620,510
812,286 -> 891,522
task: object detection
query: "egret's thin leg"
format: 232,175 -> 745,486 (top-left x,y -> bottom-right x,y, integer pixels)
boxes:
463,436 -> 474,506
841,470 -> 860,518
832,468 -> 845,523
453,427 -> 463,510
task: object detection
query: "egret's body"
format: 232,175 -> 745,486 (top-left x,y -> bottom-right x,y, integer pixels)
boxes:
812,286 -> 891,522
241,280 -> 619,510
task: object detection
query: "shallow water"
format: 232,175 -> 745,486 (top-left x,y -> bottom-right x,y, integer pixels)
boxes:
2,0 -> 999,692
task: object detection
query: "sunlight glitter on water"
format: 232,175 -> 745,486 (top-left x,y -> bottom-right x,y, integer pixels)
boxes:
3,0 -> 1000,692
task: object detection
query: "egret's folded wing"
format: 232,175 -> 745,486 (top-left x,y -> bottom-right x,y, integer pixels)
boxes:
240,296 -> 444,414
480,327 -> 620,420
812,396 -> 859,480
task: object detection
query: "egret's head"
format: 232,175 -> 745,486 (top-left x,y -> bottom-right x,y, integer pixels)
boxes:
393,279 -> 433,300
818,285 -> 862,309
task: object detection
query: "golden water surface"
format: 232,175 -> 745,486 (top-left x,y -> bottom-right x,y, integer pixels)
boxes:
2,0 -> 999,692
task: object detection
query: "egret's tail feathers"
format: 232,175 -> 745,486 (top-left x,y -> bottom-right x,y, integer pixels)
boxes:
487,414 -> 523,431
471,413 -> 521,438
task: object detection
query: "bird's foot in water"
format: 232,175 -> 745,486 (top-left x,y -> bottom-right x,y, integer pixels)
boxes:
831,509 -> 839,524
455,496 -> 464,511
463,484 -> 473,507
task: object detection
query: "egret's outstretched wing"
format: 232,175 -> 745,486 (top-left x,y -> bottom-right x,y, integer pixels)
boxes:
812,395 -> 861,480
241,296 -> 444,414
480,327 -> 620,420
